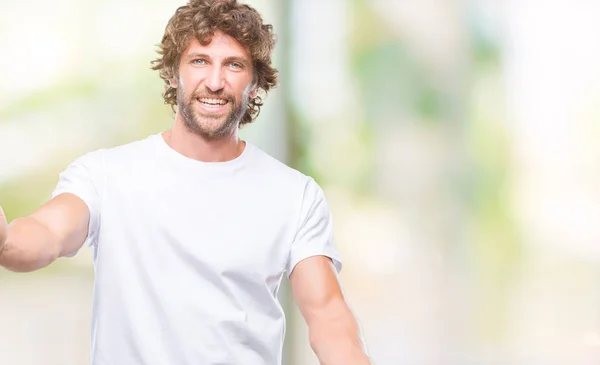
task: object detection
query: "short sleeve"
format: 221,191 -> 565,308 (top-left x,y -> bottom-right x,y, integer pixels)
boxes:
286,178 -> 342,277
51,150 -> 105,253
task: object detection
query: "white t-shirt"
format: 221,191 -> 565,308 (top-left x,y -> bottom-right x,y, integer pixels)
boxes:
51,133 -> 342,365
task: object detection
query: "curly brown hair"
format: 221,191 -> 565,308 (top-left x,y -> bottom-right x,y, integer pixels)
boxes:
151,0 -> 278,126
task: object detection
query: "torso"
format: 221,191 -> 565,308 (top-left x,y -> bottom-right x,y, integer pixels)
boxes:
89,134 -> 306,365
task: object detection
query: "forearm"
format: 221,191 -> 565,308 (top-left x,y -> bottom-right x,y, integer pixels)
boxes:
0,217 -> 60,272
309,308 -> 371,365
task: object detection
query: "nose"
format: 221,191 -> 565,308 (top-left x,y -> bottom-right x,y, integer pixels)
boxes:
205,65 -> 225,92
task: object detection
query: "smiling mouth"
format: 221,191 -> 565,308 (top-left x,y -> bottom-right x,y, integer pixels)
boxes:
197,97 -> 229,106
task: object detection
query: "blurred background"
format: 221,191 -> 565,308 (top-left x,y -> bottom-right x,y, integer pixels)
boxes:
2,0 -> 600,364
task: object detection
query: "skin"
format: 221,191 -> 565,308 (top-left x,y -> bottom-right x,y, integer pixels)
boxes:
0,194 -> 89,272
163,31 -> 257,163
0,30 -> 370,365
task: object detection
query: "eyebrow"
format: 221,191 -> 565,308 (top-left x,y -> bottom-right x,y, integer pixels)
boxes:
185,53 -> 250,66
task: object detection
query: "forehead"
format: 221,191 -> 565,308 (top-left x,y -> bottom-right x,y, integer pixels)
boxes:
183,30 -> 250,59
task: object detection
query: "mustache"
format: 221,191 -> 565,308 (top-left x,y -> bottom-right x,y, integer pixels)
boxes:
192,89 -> 234,102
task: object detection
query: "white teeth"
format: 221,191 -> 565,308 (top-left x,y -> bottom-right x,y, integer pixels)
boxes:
199,98 -> 227,105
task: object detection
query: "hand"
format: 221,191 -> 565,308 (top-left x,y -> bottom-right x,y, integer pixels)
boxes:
0,205 -> 7,254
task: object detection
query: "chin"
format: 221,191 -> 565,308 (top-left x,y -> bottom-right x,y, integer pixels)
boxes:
193,118 -> 234,139
199,119 -> 227,131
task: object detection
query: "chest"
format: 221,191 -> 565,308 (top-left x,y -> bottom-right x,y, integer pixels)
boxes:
100,171 -> 297,282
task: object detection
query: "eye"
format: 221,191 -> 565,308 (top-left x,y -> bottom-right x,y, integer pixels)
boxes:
228,62 -> 243,69
192,59 -> 207,65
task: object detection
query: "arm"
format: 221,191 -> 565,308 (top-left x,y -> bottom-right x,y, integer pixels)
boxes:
0,193 -> 90,272
290,255 -> 371,365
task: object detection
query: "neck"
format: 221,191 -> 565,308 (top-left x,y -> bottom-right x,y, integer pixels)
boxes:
162,114 -> 245,163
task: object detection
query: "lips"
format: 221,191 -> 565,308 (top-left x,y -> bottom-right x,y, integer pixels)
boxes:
197,97 -> 229,106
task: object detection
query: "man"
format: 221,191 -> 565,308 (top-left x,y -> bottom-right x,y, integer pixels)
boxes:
0,0 -> 371,364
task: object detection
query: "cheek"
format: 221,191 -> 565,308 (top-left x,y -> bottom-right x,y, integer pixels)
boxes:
179,69 -> 204,91
232,78 -> 255,96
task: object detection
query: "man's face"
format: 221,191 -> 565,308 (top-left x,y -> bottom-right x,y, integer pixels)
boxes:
171,30 -> 256,139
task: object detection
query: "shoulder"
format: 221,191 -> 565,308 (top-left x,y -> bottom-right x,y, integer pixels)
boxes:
61,134 -> 158,177
246,142 -> 316,191
76,134 -> 158,166
101,134 -> 158,161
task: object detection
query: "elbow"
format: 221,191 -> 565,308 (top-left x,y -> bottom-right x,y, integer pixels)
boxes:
308,314 -> 368,364
309,317 -> 364,356
308,322 -> 362,352
3,256 -> 57,273
8,258 -> 56,273
1,248 -> 57,272
4,263 -> 40,273
1,234 -> 60,273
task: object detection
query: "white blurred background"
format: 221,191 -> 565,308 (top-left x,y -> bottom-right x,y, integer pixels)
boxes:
2,0 -> 600,364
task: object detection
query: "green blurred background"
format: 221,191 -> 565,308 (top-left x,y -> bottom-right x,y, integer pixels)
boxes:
2,0 -> 600,364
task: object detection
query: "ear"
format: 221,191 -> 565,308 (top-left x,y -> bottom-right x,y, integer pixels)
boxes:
169,78 -> 178,88
249,87 -> 258,99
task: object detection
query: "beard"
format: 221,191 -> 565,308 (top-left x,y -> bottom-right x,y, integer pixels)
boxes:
177,85 -> 251,140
